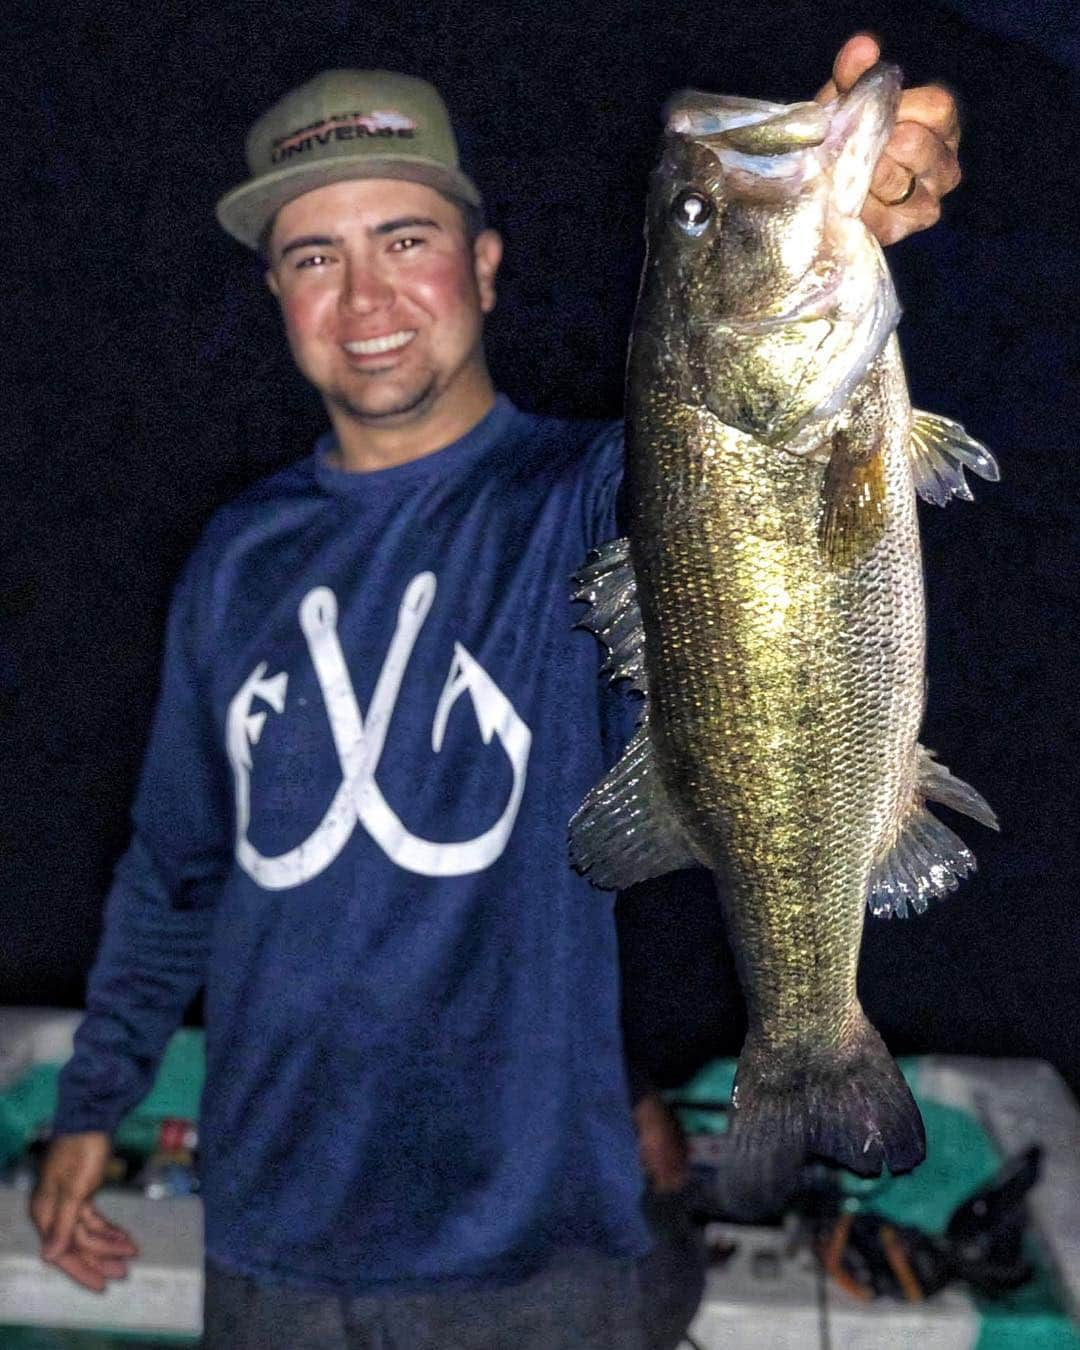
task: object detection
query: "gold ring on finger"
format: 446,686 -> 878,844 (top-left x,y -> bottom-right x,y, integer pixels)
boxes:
892,175 -> 918,206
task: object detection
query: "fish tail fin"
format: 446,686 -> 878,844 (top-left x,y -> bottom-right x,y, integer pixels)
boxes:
715,1013 -> 925,1219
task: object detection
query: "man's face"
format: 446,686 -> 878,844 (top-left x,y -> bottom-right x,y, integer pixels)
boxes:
266,179 -> 501,428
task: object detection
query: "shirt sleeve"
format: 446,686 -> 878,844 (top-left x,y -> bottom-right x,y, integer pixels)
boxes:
53,551 -> 231,1136
585,420 -> 627,548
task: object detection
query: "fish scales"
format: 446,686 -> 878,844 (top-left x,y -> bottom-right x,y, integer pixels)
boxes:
571,64 -> 999,1215
630,344 -> 923,1042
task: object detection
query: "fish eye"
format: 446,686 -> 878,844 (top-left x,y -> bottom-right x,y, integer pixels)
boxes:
672,189 -> 713,236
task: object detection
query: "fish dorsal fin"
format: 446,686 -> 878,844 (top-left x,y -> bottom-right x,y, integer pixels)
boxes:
909,411 -> 1000,506
572,536 -> 647,694
570,537 -> 701,889
867,747 -> 999,918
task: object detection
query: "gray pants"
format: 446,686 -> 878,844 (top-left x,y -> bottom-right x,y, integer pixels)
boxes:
202,1250 -> 648,1350
638,1191 -> 706,1350
202,1194 -> 703,1350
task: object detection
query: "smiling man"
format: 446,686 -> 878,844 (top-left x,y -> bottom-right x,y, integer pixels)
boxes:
31,46 -> 963,1350
266,178 -> 503,462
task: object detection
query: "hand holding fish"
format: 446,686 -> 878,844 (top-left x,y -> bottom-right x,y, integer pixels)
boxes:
818,33 -> 962,244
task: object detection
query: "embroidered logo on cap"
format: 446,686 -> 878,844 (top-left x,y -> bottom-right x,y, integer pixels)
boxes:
272,110 -> 419,164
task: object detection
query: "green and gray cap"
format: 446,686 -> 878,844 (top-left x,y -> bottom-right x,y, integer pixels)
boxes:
216,68 -> 482,251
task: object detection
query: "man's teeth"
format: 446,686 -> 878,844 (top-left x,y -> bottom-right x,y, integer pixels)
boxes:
344,330 -> 416,356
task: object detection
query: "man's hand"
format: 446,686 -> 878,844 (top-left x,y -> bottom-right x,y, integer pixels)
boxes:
817,33 -> 961,245
633,1092 -> 689,1194
30,1132 -> 138,1292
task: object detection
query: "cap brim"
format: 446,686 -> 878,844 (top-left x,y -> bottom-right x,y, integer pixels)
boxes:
216,155 -> 483,251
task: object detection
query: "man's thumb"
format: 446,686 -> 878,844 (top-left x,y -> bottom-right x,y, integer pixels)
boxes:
833,32 -> 883,95
816,32 -> 883,104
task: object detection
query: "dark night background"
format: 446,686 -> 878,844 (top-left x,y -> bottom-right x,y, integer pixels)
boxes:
4,2 -> 1078,1097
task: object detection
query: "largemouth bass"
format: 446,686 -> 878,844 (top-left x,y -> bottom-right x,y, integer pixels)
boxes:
571,64 -> 999,1216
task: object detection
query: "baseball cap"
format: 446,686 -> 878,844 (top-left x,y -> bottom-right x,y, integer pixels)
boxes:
216,69 -> 482,251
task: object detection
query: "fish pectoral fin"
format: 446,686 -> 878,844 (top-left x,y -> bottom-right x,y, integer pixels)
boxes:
572,536 -> 647,695
867,746 -> 999,919
909,410 -> 1000,506
569,724 -> 700,890
818,426 -> 888,569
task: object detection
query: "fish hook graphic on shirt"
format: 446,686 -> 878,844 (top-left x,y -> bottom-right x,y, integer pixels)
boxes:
225,572 -> 533,888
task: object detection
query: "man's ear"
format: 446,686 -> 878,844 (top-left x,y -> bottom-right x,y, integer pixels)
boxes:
473,229 -> 503,314
265,267 -> 281,298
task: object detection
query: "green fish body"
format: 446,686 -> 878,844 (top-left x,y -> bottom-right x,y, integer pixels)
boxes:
571,64 -> 999,1216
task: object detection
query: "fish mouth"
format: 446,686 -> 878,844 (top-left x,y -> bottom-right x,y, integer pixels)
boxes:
665,64 -> 901,206
666,94 -> 829,152
343,329 -> 417,356
666,63 -> 901,155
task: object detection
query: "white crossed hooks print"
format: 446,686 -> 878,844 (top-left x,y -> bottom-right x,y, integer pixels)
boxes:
225,573 -> 533,888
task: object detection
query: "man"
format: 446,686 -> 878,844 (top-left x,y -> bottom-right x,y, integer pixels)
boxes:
31,35 -> 960,1348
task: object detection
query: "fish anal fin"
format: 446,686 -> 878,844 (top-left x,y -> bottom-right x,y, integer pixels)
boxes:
909,410 -> 1000,507
569,723 -> 700,890
818,426 -> 888,569
868,746 -> 999,919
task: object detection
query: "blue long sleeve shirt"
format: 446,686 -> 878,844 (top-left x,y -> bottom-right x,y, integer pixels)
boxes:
55,396 -> 650,1291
